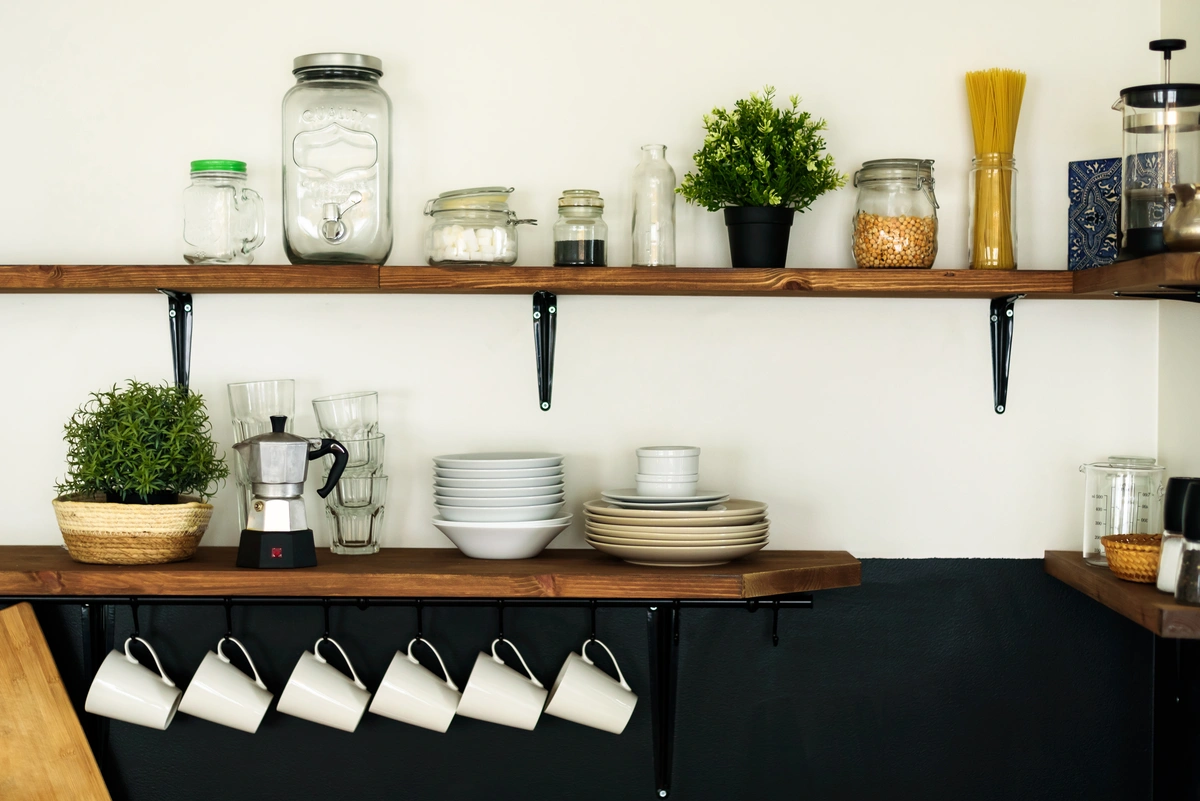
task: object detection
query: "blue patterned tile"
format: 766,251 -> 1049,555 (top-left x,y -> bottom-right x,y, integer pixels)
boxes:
1068,158 -> 1120,269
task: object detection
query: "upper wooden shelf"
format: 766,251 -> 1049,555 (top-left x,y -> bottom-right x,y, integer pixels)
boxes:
1044,550 -> 1200,638
0,254 -> 1195,299
0,546 -> 861,600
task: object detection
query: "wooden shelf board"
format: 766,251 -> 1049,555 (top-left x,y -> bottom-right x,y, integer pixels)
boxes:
0,264 -> 380,292
0,546 -> 861,600
0,256 -> 1193,299
1044,550 -> 1200,638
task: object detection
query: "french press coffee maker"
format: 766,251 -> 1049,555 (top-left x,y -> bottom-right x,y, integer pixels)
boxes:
233,416 -> 348,568
1113,39 -> 1200,259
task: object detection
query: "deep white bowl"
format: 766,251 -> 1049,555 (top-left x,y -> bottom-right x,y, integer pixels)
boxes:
433,492 -> 565,508
636,446 -> 700,476
432,515 -> 572,559
434,502 -> 566,523
635,473 -> 698,497
432,482 -> 565,498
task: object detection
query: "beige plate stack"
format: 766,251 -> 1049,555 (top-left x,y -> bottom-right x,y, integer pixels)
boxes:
582,499 -> 769,567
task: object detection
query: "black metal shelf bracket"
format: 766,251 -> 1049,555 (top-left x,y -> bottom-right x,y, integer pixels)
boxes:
1113,288 -> 1200,303
532,291 -> 557,411
989,294 -> 1023,414
158,290 -> 193,392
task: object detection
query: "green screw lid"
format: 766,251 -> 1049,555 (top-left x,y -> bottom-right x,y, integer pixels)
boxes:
190,159 -> 247,173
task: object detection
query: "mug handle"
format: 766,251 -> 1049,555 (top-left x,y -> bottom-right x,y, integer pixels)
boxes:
314,636 -> 367,691
491,638 -> 543,689
407,637 -> 459,691
238,187 -> 266,254
582,638 -> 631,692
218,636 -> 269,691
125,636 -> 176,688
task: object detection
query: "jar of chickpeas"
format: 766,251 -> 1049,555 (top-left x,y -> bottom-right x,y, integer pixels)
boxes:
852,159 -> 938,268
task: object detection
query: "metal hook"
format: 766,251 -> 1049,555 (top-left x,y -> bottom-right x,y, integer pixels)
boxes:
224,598 -> 233,639
130,597 -> 140,639
415,599 -> 423,640
357,597 -> 369,611
496,599 -> 505,642
772,600 -> 780,647
589,599 -> 597,642
322,599 -> 331,639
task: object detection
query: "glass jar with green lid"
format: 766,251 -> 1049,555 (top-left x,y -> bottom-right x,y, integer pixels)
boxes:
423,187 -> 536,265
182,160 -> 264,265
553,189 -> 608,266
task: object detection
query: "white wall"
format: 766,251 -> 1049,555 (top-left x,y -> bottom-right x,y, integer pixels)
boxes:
0,0 -> 1167,557
1162,0 -> 1200,82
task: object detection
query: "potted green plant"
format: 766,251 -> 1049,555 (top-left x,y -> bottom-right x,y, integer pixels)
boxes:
52,380 -> 229,565
678,86 -> 845,268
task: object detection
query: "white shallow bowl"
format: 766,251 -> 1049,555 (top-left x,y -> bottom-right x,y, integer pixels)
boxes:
636,446 -> 700,476
433,452 -> 563,470
433,482 -> 565,498
433,474 -> 564,489
434,492 -> 565,508
634,474 -> 698,497
433,515 -> 572,559
434,465 -> 563,479
434,502 -> 566,523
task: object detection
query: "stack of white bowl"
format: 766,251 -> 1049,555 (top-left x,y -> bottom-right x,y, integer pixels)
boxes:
431,452 -> 572,560
635,446 -> 700,497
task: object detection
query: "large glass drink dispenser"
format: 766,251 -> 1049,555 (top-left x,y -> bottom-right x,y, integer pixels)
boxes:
1114,40 -> 1200,259
282,53 -> 392,264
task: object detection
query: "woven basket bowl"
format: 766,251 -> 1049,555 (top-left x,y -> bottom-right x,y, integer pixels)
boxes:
1101,534 -> 1162,583
53,495 -> 213,565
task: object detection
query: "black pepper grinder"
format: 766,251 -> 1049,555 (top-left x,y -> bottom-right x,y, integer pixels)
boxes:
1174,482 -> 1200,603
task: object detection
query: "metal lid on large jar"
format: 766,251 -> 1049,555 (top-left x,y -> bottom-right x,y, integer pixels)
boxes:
425,187 -> 515,215
853,159 -> 934,187
558,189 -> 604,208
293,53 -> 383,75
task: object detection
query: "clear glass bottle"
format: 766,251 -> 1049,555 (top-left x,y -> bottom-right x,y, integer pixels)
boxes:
423,187 -> 536,265
182,160 -> 264,264
631,145 -> 676,266
282,53 -> 392,265
554,190 -> 607,266
1080,456 -> 1165,566
968,154 -> 1017,270
851,159 -> 938,268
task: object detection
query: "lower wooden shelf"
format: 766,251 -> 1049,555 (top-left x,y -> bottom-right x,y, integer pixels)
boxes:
0,546 -> 861,599
1044,550 -> 1200,638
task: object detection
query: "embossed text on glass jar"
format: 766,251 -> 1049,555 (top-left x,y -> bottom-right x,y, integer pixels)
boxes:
282,53 -> 392,264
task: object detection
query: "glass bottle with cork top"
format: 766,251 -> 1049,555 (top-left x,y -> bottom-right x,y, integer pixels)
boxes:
553,190 -> 608,266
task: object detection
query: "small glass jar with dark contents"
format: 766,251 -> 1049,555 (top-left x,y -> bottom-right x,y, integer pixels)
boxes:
553,189 -> 608,266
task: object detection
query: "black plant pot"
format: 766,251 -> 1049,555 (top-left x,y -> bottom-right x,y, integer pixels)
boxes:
106,489 -> 179,504
724,206 -> 794,268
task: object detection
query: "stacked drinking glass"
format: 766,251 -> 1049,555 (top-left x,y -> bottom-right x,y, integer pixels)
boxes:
312,392 -> 386,555
228,380 -> 296,529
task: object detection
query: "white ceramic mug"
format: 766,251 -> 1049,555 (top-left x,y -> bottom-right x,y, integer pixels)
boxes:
85,636 -> 182,730
178,637 -> 273,733
369,637 -> 461,732
276,637 -> 371,732
455,638 -> 547,731
543,638 -> 637,734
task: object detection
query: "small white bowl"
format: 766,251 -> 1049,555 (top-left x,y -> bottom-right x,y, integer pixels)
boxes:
635,473 -> 698,497
432,515 -> 572,559
434,502 -> 566,523
636,446 -> 700,476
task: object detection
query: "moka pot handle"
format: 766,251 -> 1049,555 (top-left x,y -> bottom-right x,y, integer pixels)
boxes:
309,438 -> 349,498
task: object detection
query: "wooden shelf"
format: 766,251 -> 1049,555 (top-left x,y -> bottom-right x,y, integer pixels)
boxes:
0,546 -> 860,600
1045,550 -> 1200,638
0,255 -> 1194,299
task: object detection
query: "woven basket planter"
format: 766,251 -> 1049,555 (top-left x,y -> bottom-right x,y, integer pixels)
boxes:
53,495 -> 213,565
1100,533 -> 1162,583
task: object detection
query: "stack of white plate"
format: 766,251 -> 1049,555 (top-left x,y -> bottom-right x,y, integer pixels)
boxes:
431,452 -> 571,559
583,499 -> 769,567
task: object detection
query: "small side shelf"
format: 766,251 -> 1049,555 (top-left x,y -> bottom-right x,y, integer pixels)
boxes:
1044,550 -> 1200,638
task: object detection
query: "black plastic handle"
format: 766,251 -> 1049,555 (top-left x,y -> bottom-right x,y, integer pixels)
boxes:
1151,39 -> 1187,57
309,438 -> 349,498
